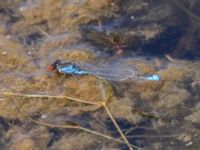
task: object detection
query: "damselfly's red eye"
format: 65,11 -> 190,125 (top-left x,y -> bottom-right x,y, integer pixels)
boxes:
48,65 -> 55,71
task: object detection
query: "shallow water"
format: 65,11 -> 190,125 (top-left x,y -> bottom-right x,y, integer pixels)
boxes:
0,0 -> 200,150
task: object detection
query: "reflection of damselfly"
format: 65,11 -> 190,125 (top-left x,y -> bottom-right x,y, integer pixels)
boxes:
48,59 -> 160,81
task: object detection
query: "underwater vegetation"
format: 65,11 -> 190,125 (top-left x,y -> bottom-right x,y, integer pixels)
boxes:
0,0 -> 200,150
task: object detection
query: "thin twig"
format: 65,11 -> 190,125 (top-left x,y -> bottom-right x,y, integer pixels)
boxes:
165,54 -> 178,63
29,118 -> 128,145
37,27 -> 51,38
29,118 -> 139,149
103,103 -> 133,150
3,92 -> 101,106
173,0 -> 200,26
127,134 -> 180,138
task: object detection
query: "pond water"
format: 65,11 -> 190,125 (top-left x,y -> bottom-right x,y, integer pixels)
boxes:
0,0 -> 200,150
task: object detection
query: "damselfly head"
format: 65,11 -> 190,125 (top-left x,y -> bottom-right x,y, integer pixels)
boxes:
48,59 -> 61,71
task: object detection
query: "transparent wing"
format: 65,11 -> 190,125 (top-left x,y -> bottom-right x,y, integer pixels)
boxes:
77,61 -> 139,81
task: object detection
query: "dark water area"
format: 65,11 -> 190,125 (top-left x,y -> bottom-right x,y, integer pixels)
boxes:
0,0 -> 200,150
81,0 -> 200,60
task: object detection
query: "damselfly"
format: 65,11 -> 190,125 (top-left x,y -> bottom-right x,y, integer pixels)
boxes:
48,59 -> 160,81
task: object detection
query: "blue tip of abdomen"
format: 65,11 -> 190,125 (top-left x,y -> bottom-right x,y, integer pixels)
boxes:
144,75 -> 161,81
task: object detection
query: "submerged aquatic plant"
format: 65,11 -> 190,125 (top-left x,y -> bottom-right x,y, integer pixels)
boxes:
1,0 -> 200,149
3,79 -> 136,150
